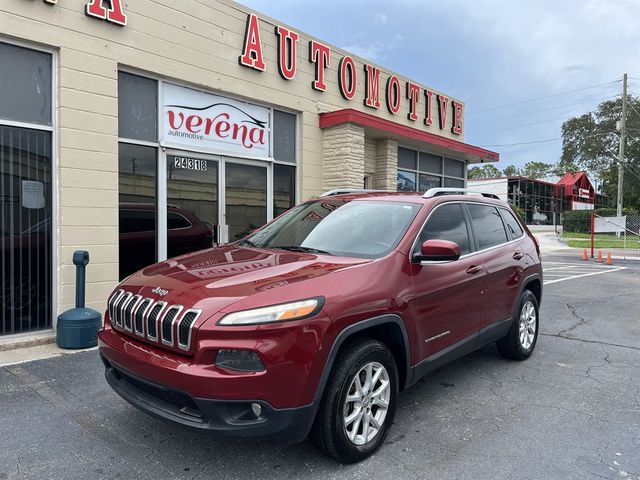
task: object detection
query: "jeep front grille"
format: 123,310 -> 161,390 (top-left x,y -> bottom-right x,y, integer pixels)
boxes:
108,290 -> 202,352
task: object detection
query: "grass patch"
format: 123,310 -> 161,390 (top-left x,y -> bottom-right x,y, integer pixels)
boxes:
566,238 -> 640,249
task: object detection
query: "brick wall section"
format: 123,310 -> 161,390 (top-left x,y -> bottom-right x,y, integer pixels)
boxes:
373,139 -> 399,190
322,124 -> 365,191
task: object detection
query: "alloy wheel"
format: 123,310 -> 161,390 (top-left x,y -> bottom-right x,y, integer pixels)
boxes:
342,361 -> 391,446
519,300 -> 537,350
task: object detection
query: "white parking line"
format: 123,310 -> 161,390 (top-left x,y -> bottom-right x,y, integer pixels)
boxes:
543,267 -> 627,285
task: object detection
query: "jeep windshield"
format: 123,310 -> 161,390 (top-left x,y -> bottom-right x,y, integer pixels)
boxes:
240,200 -> 421,259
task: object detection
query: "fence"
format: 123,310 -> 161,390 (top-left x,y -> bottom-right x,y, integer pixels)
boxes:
562,213 -> 640,258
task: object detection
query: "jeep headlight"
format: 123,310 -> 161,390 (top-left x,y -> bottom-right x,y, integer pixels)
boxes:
218,297 -> 324,326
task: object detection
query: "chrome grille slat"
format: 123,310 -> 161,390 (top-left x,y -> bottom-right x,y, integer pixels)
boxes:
107,290 -> 201,352
123,295 -> 141,332
161,305 -> 183,347
134,299 -> 153,337
178,310 -> 201,351
146,302 -> 167,341
108,290 -> 124,323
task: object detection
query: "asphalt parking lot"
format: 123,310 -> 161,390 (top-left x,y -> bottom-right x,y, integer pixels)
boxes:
1,254 -> 639,480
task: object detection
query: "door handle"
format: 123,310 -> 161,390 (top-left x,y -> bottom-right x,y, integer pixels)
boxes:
513,251 -> 525,260
466,265 -> 482,275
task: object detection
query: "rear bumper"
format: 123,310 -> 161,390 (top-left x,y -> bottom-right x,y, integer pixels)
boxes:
102,355 -> 315,443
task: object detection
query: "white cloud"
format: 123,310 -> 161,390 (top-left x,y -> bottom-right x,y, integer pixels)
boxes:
372,13 -> 388,25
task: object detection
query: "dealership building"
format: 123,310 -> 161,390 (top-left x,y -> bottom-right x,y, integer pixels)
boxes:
0,0 -> 499,338
468,171 -> 610,225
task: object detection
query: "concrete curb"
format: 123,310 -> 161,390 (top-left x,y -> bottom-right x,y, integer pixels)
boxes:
0,331 -> 56,352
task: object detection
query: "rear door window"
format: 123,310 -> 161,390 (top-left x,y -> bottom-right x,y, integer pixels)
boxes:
414,203 -> 472,255
499,208 -> 524,240
467,204 -> 508,250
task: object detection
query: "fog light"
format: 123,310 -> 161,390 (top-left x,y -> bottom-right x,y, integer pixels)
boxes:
251,403 -> 262,418
215,350 -> 265,372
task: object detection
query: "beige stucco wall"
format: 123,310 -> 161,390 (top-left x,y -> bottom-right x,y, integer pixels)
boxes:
0,0 -> 466,320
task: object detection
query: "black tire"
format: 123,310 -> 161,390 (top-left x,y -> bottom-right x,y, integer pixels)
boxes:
311,338 -> 398,464
497,290 -> 539,360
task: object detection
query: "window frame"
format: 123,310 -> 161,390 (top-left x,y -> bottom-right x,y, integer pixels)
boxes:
411,202 -> 474,258
117,66 -> 300,260
0,37 -> 57,335
397,146 -> 467,193
410,200 -> 524,263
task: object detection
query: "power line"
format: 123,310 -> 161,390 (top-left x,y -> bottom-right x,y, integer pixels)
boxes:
479,94 -> 620,123
480,138 -> 562,148
467,79 -> 621,115
473,115 -> 571,135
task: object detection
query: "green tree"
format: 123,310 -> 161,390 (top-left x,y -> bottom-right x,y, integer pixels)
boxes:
502,165 -> 520,177
560,95 -> 640,207
522,161 -> 554,179
468,164 -> 501,179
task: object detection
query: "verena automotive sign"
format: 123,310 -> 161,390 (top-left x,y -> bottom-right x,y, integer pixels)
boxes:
162,83 -> 270,158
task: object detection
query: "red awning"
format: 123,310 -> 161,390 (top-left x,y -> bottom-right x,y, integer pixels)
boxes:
319,108 -> 499,164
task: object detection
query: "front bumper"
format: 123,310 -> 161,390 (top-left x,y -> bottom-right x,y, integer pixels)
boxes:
102,355 -> 315,443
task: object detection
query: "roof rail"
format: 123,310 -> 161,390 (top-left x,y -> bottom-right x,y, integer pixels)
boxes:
319,189 -> 395,197
423,187 -> 500,200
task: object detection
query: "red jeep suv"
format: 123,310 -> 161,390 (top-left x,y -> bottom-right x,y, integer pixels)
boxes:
99,188 -> 542,463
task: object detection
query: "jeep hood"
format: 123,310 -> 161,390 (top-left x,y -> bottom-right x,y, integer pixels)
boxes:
119,244 -> 369,316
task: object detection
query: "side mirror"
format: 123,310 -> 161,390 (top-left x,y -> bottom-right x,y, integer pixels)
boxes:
414,239 -> 461,262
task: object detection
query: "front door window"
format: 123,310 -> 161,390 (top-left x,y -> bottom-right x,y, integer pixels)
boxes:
225,162 -> 268,242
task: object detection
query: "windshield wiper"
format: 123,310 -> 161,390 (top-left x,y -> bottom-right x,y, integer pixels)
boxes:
237,239 -> 257,247
272,245 -> 333,255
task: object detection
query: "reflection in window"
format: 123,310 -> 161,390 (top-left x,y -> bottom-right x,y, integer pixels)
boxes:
467,204 -> 508,250
226,163 -> 267,241
397,170 -> 416,191
415,203 -> 471,255
118,72 -> 158,142
0,126 -> 52,335
0,42 -> 52,126
118,143 -> 157,280
166,155 -> 217,258
274,164 -> 296,216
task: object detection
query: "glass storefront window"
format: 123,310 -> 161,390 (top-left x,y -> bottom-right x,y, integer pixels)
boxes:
118,143 -> 157,280
419,173 -> 441,190
225,163 -> 267,241
397,170 -> 417,191
419,152 -> 442,174
1,125 -> 52,335
273,110 -> 296,163
118,71 -> 158,142
274,164 -> 296,216
444,178 -> 465,188
0,43 -> 52,126
397,147 -> 465,192
398,148 -> 417,170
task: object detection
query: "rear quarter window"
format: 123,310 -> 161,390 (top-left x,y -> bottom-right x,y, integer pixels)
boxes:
467,204 -> 508,250
500,208 -> 524,240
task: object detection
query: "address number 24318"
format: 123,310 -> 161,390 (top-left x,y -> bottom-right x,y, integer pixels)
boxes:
174,157 -> 208,171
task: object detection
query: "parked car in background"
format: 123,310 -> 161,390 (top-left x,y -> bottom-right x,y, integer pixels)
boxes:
99,188 -> 542,463
119,203 -> 215,280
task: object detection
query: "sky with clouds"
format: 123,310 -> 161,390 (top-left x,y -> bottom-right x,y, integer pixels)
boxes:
236,0 -> 640,171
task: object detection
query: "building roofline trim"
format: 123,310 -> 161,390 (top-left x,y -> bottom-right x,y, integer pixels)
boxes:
319,109 -> 499,163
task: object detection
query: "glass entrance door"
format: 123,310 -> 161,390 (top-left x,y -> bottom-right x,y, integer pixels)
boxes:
166,154 -> 219,258
223,161 -> 268,243
163,153 -> 270,256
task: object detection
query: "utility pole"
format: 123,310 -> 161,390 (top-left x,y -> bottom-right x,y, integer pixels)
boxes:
616,73 -> 627,218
